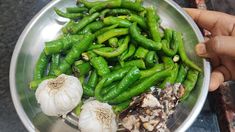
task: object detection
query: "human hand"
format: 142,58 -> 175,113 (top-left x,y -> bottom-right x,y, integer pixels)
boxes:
185,8 -> 235,91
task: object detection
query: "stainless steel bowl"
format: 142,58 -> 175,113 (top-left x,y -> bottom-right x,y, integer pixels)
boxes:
10,0 -> 211,131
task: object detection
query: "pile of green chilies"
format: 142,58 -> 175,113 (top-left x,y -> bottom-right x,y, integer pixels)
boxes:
30,0 -> 202,112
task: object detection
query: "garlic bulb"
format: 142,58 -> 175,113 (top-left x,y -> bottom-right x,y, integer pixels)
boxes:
35,74 -> 83,116
78,100 -> 117,132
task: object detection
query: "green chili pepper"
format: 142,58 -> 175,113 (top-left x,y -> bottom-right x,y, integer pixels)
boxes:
130,23 -> 162,51
97,28 -> 129,44
103,66 -> 132,87
119,44 -> 136,61
66,7 -> 88,13
108,37 -> 119,48
94,36 -> 129,58
54,35 -> 94,75
117,38 -> 124,46
87,21 -> 105,31
82,70 -> 98,97
79,0 -> 101,8
62,12 -> 100,34
77,21 -> 104,35
176,32 -> 202,72
146,7 -> 161,42
65,67 -> 73,75
89,0 -> 122,14
108,8 -> 132,16
164,28 -> 173,42
65,35 -> 94,64
175,64 -> 189,83
181,69 -> 199,100
101,82 -> 118,95
83,84 -> 95,97
88,44 -> 105,50
119,49 -> 128,61
33,52 -> 50,80
162,56 -> 174,69
74,101 -> 83,116
44,35 -> 84,55
121,59 -> 146,69
87,70 -> 98,88
73,60 -> 91,76
54,8 -> 83,19
63,20 -> 75,30
78,75 -> 85,85
117,15 -> 128,19
134,47 -> 149,59
121,0 -> 144,12
128,14 -> 147,29
29,76 -> 55,90
103,16 -> 131,28
109,69 -> 171,104
139,9 -> 147,18
100,9 -> 110,19
95,66 -> 131,101
103,66 -> 140,100
63,49 -> 71,55
95,47 -> 115,52
135,0 -> 143,3
160,63 -> 179,88
145,51 -> 158,67
162,31 -> 179,56
112,100 -> 131,114
94,24 -> 118,37
90,56 -> 110,76
140,64 -> 164,79
82,51 -> 97,61
95,79 -> 107,101
48,54 -> 60,76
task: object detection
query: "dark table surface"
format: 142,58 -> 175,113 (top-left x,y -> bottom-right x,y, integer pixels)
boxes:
1,0 -> 234,131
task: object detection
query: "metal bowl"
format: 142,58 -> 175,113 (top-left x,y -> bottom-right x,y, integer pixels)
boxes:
10,0 -> 210,131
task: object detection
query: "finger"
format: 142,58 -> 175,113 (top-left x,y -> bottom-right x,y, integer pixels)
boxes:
184,8 -> 223,31
184,8 -> 235,34
220,58 -> 235,80
195,43 -> 208,57
209,66 -> 231,91
205,36 -> 235,58
209,69 -> 224,91
195,43 -> 220,67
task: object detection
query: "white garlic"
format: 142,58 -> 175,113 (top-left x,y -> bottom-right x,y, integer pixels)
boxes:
78,99 -> 117,132
35,74 -> 83,116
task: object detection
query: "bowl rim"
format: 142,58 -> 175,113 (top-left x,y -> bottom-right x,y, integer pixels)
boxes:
9,0 -> 62,131
166,1 -> 211,132
9,0 -> 210,131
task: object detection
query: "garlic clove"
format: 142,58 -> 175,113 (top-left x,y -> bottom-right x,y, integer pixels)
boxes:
54,90 -> 74,113
36,80 -> 57,116
45,94 -> 58,116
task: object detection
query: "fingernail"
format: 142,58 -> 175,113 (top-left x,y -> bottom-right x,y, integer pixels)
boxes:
196,44 -> 207,55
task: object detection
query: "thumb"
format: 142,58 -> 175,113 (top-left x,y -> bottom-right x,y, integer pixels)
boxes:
209,65 -> 231,91
200,36 -> 235,59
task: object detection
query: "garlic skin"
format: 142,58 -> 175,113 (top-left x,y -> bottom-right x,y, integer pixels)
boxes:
78,100 -> 117,132
35,74 -> 83,116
